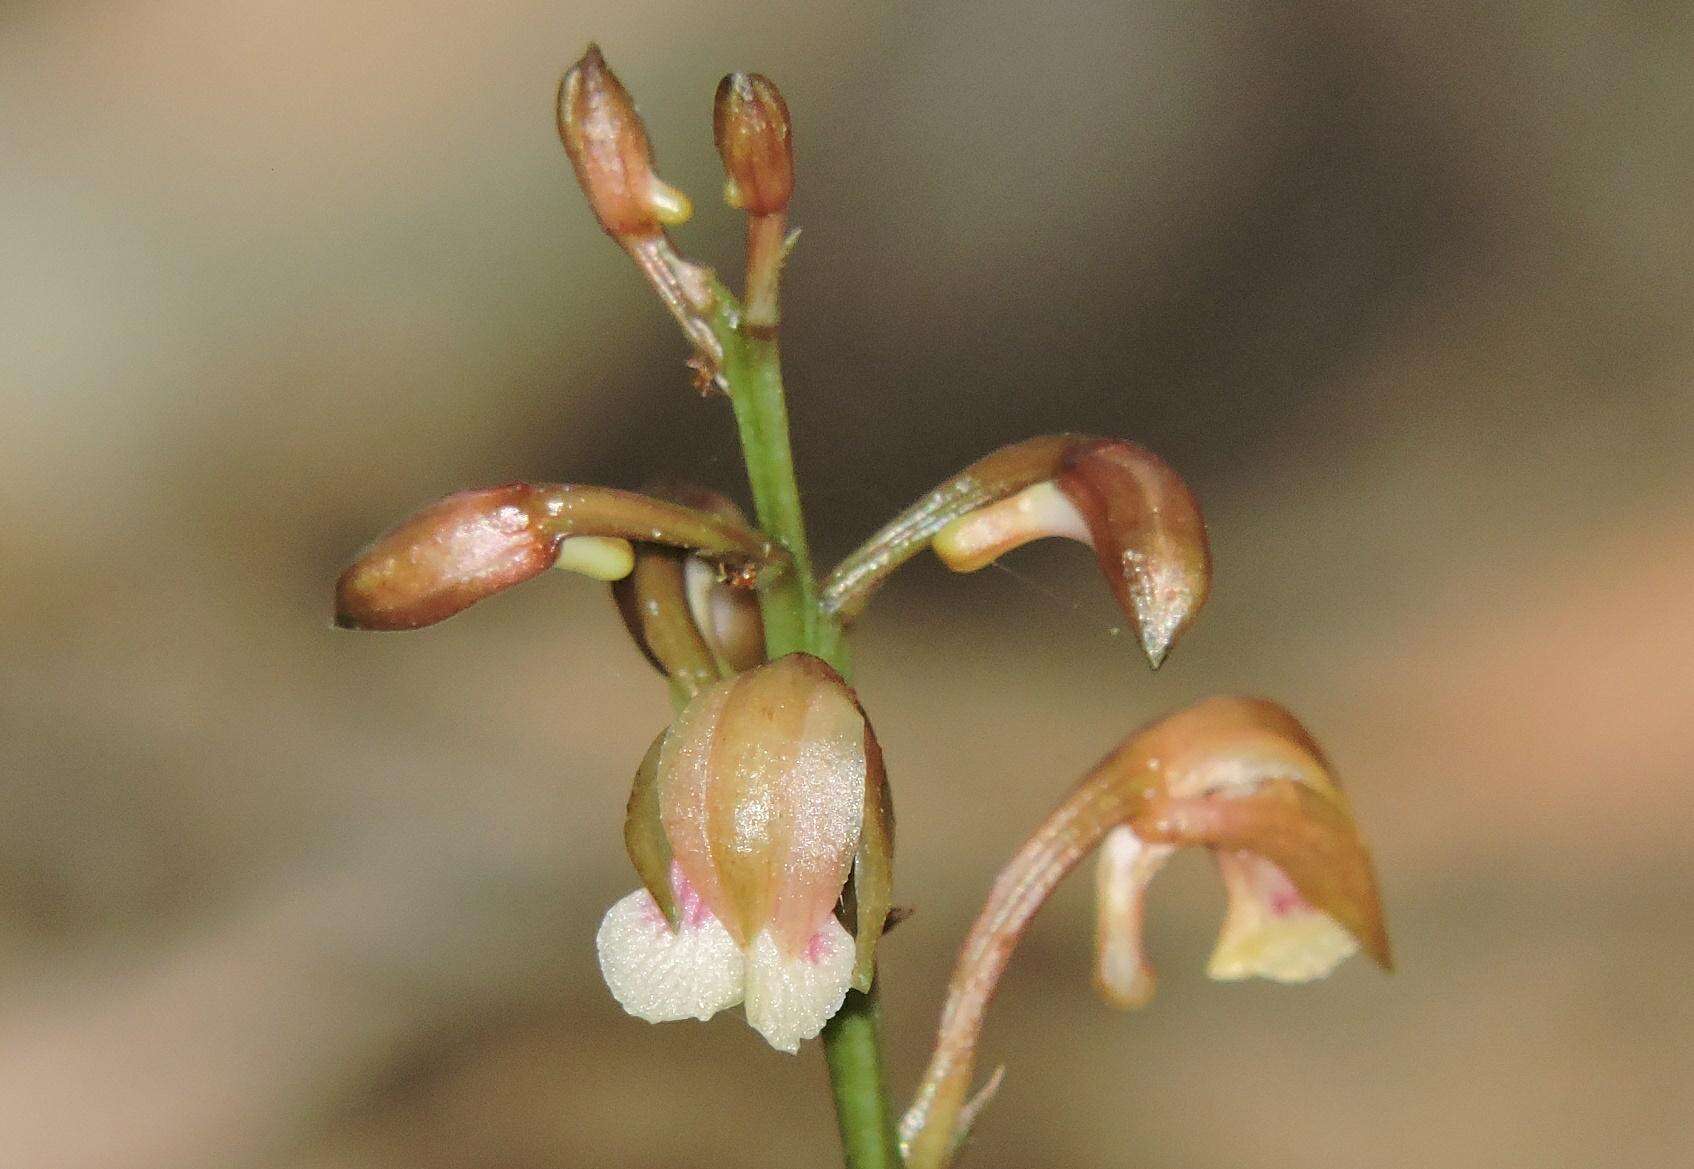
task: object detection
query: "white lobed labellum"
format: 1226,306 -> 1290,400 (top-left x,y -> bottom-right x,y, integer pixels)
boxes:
743,920 -> 857,1053
596,886 -> 858,1052
597,885 -> 745,1024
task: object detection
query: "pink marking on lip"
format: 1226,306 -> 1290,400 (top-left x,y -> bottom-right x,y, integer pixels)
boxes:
1262,865 -> 1309,917
803,930 -> 831,965
670,860 -> 715,929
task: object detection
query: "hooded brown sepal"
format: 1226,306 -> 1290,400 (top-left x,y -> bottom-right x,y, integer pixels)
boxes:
931,437 -> 1210,667
623,731 -> 678,925
822,434 -> 1210,667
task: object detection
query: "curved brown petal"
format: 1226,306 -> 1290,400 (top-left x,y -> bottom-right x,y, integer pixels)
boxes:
850,696 -> 895,991
819,434 -> 1210,667
335,483 -> 782,631
899,697 -> 1389,1169
622,731 -> 676,924
612,484 -> 767,700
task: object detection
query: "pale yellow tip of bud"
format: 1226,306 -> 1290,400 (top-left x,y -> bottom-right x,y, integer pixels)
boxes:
647,180 -> 694,226
553,535 -> 636,581
932,480 -> 1092,573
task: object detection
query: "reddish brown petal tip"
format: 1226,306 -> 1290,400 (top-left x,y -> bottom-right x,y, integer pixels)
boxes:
335,485 -> 557,631
713,72 -> 794,216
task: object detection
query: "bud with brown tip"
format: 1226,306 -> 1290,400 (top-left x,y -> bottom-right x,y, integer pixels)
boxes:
713,72 -> 794,216
334,485 -> 569,631
557,44 -> 693,241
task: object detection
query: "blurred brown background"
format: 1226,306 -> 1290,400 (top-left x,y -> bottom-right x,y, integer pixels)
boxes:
3,1 -> 1690,1166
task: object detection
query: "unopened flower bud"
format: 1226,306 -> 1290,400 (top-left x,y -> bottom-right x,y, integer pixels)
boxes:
598,654 -> 894,1051
336,482 -> 782,631
713,72 -> 794,215
335,485 -> 568,631
557,45 -> 693,240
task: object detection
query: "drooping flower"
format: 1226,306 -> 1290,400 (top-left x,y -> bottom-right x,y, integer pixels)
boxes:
596,654 -> 894,1052
821,434 -> 1210,667
899,697 -> 1388,1169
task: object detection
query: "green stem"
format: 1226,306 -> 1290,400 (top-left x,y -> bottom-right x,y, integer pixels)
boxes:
713,305 -> 893,1167
719,322 -> 836,664
822,986 -> 906,1169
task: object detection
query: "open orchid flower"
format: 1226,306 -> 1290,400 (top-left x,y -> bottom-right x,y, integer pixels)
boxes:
611,483 -> 767,702
820,434 -> 1210,667
334,482 -> 781,631
899,697 -> 1389,1169
597,654 -> 894,1052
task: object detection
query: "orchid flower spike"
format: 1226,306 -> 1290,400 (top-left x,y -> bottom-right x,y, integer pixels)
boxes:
821,434 -> 1210,667
597,654 -> 895,1052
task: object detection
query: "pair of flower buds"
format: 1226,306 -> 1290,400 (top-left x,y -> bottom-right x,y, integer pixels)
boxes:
555,44 -> 794,367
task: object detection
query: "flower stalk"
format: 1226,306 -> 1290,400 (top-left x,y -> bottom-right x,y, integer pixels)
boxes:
708,159 -> 888,1169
